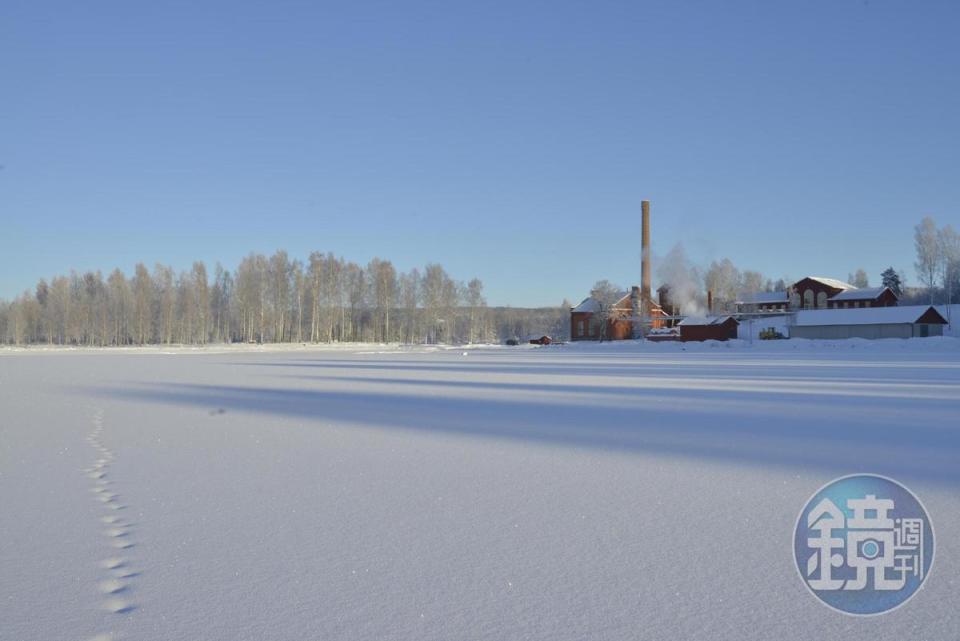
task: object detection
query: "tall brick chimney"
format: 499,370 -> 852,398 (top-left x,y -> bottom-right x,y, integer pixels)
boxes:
641,200 -> 651,308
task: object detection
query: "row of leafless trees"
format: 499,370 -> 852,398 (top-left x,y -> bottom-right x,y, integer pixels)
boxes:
914,217 -> 960,305
0,251 -> 519,346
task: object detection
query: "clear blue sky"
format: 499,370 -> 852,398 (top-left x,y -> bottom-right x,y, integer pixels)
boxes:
2,0 -> 958,306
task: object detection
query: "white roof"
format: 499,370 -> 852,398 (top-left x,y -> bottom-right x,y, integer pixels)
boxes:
793,305 -> 945,327
802,277 -> 856,290
828,286 -> 892,301
736,291 -> 788,304
678,315 -> 737,326
571,297 -> 600,313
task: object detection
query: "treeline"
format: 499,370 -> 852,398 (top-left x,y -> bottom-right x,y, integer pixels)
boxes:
0,251 -> 568,346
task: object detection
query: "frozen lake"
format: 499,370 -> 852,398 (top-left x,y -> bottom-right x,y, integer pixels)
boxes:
2,341 -> 958,640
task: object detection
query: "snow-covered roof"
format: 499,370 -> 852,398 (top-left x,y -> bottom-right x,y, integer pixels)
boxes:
793,305 -> 946,327
571,297 -> 600,313
571,293 -> 634,313
612,293 -> 633,309
678,315 -> 737,326
735,291 -> 788,305
828,286 -> 894,301
800,277 -> 856,290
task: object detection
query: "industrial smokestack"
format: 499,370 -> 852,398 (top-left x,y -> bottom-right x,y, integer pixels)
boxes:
641,200 -> 651,306
630,285 -> 641,319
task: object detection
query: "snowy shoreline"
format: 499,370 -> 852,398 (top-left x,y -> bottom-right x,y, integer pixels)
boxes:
2,335 -> 958,355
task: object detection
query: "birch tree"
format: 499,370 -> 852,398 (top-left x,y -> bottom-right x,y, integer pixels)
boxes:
915,217 -> 940,303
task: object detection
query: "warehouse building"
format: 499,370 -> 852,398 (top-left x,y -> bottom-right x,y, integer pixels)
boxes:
790,306 -> 947,340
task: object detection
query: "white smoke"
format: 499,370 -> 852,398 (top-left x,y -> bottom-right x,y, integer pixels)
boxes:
655,243 -> 705,316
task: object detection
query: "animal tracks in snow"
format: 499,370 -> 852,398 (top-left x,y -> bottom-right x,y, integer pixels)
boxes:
83,409 -> 140,633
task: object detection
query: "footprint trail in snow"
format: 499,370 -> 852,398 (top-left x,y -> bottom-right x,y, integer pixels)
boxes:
82,409 -> 140,637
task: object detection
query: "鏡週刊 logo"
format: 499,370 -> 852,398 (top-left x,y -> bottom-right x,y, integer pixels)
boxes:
793,474 -> 934,615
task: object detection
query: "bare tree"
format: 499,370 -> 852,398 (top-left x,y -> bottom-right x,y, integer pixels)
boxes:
2,251 -> 518,345
938,225 -> 960,308
291,259 -> 306,343
590,280 -> 624,342
848,268 -> 869,288
464,278 -> 486,344
399,269 -> 420,343
915,217 -> 940,303
132,264 -> 153,344
704,259 -> 741,312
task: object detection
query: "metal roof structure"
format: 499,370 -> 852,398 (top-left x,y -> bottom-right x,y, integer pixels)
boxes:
793,305 -> 946,327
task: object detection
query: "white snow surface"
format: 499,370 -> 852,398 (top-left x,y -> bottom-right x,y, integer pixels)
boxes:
2,340 -> 959,640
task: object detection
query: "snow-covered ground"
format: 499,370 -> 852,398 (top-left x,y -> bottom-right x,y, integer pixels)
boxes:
2,340 -> 958,640
936,303 -> 960,337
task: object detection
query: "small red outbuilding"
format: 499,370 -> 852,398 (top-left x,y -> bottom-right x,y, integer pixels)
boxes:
678,316 -> 739,342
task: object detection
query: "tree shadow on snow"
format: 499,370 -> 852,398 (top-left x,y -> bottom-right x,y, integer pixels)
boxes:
82,366 -> 960,487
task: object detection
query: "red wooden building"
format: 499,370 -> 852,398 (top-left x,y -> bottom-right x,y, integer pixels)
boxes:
678,316 -> 739,342
826,286 -> 899,309
791,277 -> 855,310
736,278 -> 900,313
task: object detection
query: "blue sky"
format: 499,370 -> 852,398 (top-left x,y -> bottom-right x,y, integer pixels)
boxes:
2,0 -> 958,306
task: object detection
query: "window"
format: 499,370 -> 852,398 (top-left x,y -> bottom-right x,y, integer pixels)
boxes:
816,291 -> 827,308
576,320 -> 584,336
803,289 -> 814,309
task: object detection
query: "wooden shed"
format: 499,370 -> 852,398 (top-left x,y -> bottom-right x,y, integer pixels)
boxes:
678,316 -> 739,342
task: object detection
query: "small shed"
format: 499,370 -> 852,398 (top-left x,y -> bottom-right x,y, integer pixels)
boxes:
678,316 -> 739,342
791,305 -> 947,339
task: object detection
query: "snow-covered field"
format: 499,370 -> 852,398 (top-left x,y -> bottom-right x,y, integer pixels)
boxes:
2,340 -> 959,641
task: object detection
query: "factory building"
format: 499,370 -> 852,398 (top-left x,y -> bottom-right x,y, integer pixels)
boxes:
570,200 -> 671,341
570,290 -> 670,341
568,199 -> 932,343
736,279 -> 900,313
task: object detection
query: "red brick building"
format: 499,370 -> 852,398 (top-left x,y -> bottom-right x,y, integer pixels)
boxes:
570,292 -> 669,341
